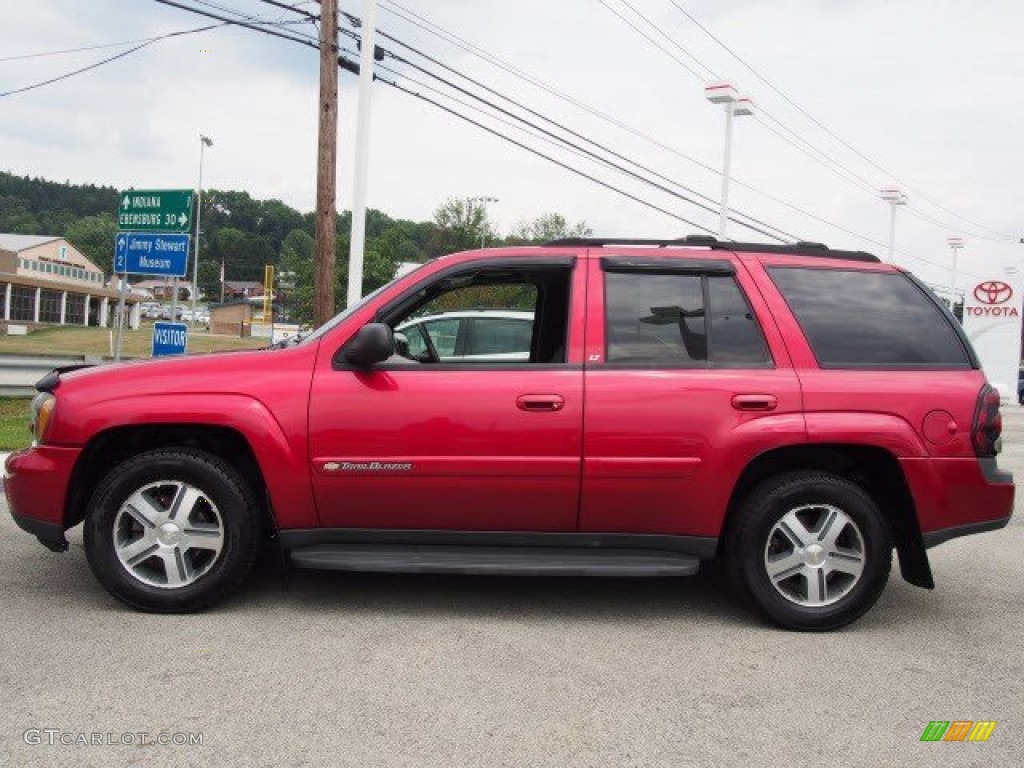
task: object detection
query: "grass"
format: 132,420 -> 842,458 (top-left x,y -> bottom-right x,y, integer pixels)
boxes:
0,397 -> 31,452
0,324 -> 267,359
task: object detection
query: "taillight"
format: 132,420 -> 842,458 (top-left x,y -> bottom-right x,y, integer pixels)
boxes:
972,385 -> 1002,457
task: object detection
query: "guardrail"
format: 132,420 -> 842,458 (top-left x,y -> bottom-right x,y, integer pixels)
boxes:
0,355 -> 105,397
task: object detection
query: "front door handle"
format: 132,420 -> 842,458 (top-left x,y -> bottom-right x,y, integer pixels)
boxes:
731,394 -> 778,412
516,394 -> 565,412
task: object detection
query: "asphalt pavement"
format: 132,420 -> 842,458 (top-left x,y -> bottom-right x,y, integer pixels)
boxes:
1,413 -> 1022,767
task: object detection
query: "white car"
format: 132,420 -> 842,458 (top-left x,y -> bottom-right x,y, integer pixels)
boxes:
396,310 -> 534,362
141,302 -> 163,320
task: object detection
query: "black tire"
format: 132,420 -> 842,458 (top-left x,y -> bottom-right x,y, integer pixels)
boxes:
726,471 -> 892,631
84,448 -> 261,613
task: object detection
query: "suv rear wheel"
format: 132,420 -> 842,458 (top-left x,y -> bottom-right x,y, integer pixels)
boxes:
727,471 -> 892,631
84,448 -> 260,612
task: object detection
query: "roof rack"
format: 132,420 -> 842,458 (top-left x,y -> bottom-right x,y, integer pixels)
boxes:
542,235 -> 880,263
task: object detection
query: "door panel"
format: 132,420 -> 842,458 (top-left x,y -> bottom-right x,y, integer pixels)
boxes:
308,256 -> 588,531
579,251 -> 805,537
309,369 -> 583,530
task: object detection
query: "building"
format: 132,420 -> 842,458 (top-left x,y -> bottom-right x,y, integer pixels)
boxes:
132,279 -> 192,301
209,299 -> 254,336
223,280 -> 263,300
0,234 -> 141,329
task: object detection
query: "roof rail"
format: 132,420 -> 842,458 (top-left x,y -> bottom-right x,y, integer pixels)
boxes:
542,235 -> 880,263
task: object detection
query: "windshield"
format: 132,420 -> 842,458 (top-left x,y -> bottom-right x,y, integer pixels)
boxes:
298,265 -> 427,345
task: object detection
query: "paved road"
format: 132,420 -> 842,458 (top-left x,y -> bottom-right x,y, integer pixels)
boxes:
2,414 -> 1022,767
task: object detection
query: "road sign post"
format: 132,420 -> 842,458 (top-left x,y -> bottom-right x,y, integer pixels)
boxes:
114,232 -> 190,277
114,275 -> 128,362
114,189 -> 195,361
118,189 -> 193,233
152,321 -> 189,357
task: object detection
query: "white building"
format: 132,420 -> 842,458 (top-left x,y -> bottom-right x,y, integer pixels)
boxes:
0,234 -> 142,329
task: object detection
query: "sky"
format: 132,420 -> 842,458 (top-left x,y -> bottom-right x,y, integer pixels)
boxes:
1,0 -> 1022,294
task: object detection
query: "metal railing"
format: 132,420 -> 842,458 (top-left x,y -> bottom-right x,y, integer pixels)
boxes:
0,355 -> 104,397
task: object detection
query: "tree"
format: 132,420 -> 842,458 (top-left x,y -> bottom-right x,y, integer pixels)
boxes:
65,215 -> 117,267
208,227 -> 274,281
430,196 -> 497,255
197,261 -> 221,303
507,212 -> 592,244
278,229 -> 315,324
0,196 -> 41,234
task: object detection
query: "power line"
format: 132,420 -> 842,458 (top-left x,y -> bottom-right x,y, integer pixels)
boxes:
380,0 -> 730,180
376,1 -> 903,249
255,0 -> 319,21
152,0 -> 318,48
601,0 -> 1009,248
613,0 -> 718,80
346,13 -> 793,241
146,1 -> 983,276
0,24 -> 222,98
0,36 -> 168,63
377,57 -> 790,242
665,0 -> 1017,241
753,114 -> 878,196
375,72 -> 717,236
384,54 -> 790,240
596,0 -> 708,82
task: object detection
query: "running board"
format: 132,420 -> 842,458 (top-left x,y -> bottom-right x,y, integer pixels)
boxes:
288,545 -> 700,578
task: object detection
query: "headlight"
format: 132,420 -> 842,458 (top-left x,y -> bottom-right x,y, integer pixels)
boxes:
30,392 -> 55,444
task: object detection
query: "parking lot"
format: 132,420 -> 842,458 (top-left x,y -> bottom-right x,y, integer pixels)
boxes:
1,415 -> 1021,767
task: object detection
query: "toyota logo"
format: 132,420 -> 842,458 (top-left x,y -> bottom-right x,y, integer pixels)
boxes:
974,281 -> 1013,305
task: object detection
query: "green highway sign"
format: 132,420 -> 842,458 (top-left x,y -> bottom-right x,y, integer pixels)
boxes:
118,189 -> 193,233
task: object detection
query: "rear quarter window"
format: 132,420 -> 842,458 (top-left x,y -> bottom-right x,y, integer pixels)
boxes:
767,267 -> 971,368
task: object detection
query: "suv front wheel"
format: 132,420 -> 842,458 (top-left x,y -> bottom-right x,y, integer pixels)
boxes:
84,448 -> 260,612
727,471 -> 892,631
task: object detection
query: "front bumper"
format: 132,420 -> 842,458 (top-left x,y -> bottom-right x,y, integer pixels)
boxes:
4,445 -> 81,552
9,510 -> 68,552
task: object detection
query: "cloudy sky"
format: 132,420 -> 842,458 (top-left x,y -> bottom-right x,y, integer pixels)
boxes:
1,0 -> 1021,293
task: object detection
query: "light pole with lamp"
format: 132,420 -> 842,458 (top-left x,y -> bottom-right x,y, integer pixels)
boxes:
469,195 -> 498,248
705,82 -> 753,239
948,236 -> 964,312
192,134 -> 213,323
346,0 -> 381,308
880,187 -> 908,264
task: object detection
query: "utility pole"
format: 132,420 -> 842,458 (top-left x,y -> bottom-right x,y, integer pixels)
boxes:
314,0 -> 339,327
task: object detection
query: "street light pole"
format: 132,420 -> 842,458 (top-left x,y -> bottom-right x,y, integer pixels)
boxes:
469,195 -> 498,248
346,0 -> 380,308
192,134 -> 212,323
948,236 -> 964,310
880,187 -> 908,264
705,83 -> 753,239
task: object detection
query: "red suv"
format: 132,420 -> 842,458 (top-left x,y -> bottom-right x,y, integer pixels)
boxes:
5,237 -> 1013,630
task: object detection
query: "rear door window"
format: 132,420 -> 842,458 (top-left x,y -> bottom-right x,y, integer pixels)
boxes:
767,267 -> 971,367
604,270 -> 771,366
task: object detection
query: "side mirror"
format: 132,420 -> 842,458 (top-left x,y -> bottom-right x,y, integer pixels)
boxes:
341,323 -> 394,368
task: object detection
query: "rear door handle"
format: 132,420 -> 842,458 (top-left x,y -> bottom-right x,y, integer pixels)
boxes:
516,394 -> 565,412
731,394 -> 778,412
